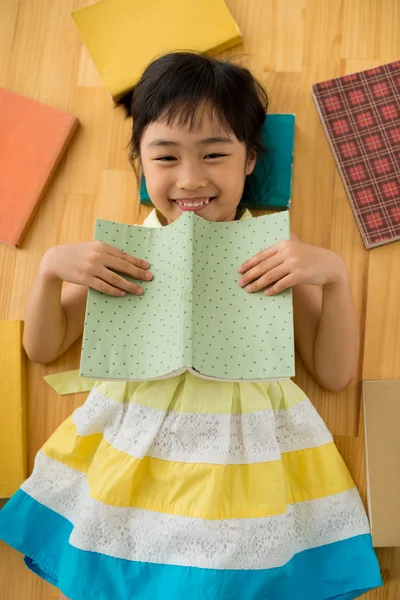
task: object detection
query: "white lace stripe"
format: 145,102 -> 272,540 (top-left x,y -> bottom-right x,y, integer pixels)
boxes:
22,451 -> 370,571
71,389 -> 332,464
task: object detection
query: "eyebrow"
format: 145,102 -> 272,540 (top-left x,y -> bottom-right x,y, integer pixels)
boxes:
148,136 -> 234,148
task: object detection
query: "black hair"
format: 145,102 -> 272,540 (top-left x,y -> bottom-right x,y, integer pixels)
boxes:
116,51 -> 269,165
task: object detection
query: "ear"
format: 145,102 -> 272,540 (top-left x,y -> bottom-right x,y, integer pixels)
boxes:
245,151 -> 257,176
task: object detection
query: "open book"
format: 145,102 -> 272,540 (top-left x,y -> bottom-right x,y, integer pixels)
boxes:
80,211 -> 295,382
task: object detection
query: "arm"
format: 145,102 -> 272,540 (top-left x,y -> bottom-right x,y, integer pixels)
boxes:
23,242 -> 152,364
238,232 -> 359,392
23,267 -> 87,364
293,271 -> 359,392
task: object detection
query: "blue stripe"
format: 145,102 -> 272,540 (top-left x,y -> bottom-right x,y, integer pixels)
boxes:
0,489 -> 382,600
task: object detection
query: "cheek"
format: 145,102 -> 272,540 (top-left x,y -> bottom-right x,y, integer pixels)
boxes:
217,164 -> 246,199
142,163 -> 170,198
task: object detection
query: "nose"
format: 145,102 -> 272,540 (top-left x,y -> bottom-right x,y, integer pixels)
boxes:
176,161 -> 207,191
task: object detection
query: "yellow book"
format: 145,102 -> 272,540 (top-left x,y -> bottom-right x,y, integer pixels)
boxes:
72,0 -> 242,100
0,321 -> 27,498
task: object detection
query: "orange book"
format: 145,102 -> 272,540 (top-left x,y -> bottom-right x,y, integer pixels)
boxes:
0,88 -> 79,247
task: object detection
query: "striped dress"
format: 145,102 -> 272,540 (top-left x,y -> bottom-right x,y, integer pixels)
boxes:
0,209 -> 382,600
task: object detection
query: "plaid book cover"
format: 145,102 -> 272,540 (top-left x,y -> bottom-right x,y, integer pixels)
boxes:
312,61 -> 400,249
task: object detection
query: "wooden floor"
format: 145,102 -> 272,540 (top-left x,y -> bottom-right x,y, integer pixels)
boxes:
1,0 -> 399,598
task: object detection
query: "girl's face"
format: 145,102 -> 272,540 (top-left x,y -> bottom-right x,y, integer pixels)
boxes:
140,108 -> 256,224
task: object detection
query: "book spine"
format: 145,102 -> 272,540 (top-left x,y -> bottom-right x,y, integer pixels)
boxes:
0,321 -> 27,497
181,214 -> 194,366
361,382 -> 374,538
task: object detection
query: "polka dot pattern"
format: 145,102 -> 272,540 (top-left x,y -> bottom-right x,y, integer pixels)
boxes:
80,211 -> 294,381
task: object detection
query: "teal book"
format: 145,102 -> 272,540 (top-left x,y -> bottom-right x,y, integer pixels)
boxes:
139,114 -> 295,210
80,210 -> 295,382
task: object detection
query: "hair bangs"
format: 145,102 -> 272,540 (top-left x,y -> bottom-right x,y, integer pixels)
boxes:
116,52 -> 268,164
157,97 -> 233,137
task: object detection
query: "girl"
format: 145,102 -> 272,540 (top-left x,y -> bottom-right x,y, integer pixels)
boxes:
0,52 -> 382,600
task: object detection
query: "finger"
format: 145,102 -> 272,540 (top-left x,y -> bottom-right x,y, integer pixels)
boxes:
88,277 -> 133,297
264,274 -> 299,296
98,267 -> 145,295
238,243 -> 282,274
238,253 -> 283,288
105,255 -> 153,282
243,263 -> 290,293
104,243 -> 151,270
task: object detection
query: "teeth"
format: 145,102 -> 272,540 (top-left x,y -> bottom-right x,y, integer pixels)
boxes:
176,198 -> 211,207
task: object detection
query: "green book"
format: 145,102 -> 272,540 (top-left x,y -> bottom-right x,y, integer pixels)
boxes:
80,211 -> 295,382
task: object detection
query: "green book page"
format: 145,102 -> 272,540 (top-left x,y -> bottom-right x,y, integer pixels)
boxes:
192,211 -> 294,380
80,211 -> 295,382
80,217 -> 192,380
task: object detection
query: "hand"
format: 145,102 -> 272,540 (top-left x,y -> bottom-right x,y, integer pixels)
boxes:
237,236 -> 347,295
39,241 -> 153,297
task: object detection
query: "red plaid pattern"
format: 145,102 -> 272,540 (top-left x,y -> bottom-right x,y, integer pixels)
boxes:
366,212 -> 384,229
348,165 -> 367,181
381,104 -> 398,120
312,60 -> 400,249
332,119 -> 350,135
392,206 -> 400,222
325,95 -> 342,111
349,89 -> 366,105
343,73 -> 358,82
357,111 -> 374,127
382,180 -> 399,197
366,67 -> 382,76
319,80 -> 333,88
390,128 -> 400,143
373,157 -> 391,173
373,82 -> 390,97
364,134 -> 383,151
357,189 -> 374,205
341,142 -> 358,157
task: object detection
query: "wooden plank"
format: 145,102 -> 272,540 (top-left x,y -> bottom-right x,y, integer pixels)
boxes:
1,1 -> 399,598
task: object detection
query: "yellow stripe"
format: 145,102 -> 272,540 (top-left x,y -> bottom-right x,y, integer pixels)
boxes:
42,419 -> 354,519
92,373 -> 307,413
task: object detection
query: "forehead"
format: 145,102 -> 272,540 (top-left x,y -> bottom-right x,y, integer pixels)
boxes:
141,107 -> 239,147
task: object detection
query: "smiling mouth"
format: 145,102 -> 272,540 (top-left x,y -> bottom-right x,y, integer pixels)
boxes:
173,197 -> 216,209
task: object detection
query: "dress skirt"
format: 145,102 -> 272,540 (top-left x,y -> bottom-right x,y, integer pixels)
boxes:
0,373 -> 382,600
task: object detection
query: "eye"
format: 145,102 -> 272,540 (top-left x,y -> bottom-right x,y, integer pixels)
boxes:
204,153 -> 228,160
154,156 -> 177,162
